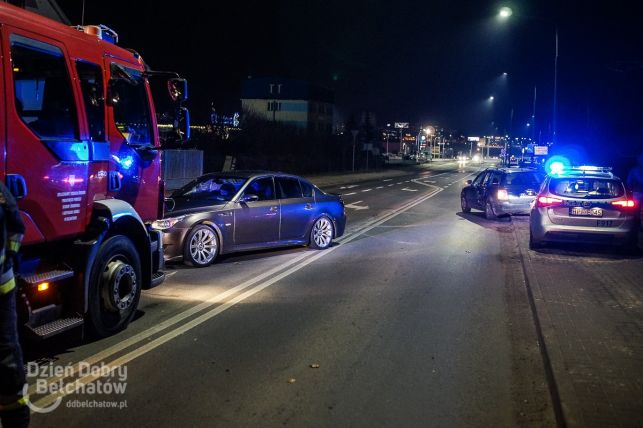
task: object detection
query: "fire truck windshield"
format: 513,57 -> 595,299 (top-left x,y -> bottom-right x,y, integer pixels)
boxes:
110,63 -> 153,146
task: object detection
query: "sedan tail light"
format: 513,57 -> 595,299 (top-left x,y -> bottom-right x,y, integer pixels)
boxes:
497,189 -> 509,201
612,199 -> 637,209
536,195 -> 563,207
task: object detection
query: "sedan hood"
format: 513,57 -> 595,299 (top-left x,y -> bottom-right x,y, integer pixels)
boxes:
164,196 -> 231,217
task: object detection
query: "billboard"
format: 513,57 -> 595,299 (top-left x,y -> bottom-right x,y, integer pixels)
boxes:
534,146 -> 548,156
394,122 -> 409,129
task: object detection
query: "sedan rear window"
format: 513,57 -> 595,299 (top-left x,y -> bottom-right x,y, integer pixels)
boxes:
502,172 -> 543,187
549,178 -> 625,199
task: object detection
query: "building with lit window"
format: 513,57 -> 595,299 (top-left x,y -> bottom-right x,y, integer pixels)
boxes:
241,77 -> 334,134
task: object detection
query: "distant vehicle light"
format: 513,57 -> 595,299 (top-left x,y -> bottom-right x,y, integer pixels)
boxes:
497,189 -> 509,200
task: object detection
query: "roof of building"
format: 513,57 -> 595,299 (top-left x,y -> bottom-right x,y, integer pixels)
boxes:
241,77 -> 334,104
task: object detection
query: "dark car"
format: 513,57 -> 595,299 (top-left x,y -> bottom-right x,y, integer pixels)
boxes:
153,171 -> 346,266
461,167 -> 544,219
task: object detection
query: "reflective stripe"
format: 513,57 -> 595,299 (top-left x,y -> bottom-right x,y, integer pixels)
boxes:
0,277 -> 15,295
0,395 -> 29,412
8,240 -> 21,253
0,268 -> 14,285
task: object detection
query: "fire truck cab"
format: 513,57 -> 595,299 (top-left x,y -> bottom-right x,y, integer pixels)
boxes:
0,3 -> 188,338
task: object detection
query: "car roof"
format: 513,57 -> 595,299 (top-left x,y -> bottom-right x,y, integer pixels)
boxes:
486,167 -> 542,174
196,171 -> 308,180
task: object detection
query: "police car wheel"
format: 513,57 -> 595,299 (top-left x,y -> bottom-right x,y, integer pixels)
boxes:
529,231 -> 543,250
88,236 -> 142,338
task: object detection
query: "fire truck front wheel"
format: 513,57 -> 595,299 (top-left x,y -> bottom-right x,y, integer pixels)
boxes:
88,235 -> 142,338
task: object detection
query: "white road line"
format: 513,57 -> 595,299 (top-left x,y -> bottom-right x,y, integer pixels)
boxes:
362,188 -> 372,192
382,179 -> 393,182
339,184 -> 359,190
396,182 -> 403,185
343,192 -> 357,196
27,249 -> 316,397
376,186 -> 383,189
388,184 -> 394,187
401,187 -> 418,192
31,185 -> 444,410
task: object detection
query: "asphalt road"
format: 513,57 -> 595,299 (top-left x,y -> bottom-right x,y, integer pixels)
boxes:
24,160 -> 642,427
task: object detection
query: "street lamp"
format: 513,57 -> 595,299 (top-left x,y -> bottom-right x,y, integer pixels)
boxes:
498,6 -> 512,19
489,96 -> 495,102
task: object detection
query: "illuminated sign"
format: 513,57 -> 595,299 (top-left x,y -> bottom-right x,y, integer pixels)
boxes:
467,136 -> 480,141
534,146 -> 548,155
394,122 -> 409,128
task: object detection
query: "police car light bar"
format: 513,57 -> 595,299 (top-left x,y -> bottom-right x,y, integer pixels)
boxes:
573,165 -> 612,173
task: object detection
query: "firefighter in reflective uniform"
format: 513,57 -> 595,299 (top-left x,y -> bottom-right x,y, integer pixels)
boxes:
0,181 -> 28,428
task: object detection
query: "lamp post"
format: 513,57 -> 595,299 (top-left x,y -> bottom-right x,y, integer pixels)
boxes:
498,6 -> 559,144
350,129 -> 359,172
424,126 -> 434,161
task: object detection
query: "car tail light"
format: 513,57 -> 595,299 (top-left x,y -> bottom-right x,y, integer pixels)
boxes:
536,195 -> 563,207
497,189 -> 509,200
612,199 -> 637,209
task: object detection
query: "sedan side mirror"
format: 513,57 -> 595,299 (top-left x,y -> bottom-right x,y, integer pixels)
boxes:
466,180 -> 473,185
239,194 -> 259,203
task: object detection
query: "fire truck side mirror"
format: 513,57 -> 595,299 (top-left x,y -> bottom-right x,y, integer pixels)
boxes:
175,106 -> 190,142
168,78 -> 188,103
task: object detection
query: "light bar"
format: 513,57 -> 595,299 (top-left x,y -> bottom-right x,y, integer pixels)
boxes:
573,165 -> 612,172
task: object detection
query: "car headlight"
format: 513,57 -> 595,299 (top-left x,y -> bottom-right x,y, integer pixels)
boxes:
151,216 -> 186,230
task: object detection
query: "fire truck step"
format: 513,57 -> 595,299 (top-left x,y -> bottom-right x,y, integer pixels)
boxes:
21,270 -> 74,285
27,317 -> 84,340
149,271 -> 166,289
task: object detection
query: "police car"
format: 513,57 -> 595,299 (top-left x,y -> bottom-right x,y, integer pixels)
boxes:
529,165 -> 640,251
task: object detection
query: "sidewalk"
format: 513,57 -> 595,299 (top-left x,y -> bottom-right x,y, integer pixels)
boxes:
512,218 -> 643,427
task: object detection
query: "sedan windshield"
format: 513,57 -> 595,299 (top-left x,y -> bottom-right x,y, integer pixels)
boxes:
172,176 -> 247,201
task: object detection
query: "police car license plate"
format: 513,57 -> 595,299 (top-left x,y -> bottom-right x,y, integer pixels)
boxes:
570,207 -> 603,217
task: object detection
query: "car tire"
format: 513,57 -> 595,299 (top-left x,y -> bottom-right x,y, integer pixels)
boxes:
529,231 -> 543,250
87,236 -> 142,338
461,194 -> 471,213
309,216 -> 334,250
184,224 -> 219,267
485,200 -> 497,220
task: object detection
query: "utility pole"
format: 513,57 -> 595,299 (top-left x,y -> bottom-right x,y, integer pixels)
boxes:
350,129 -> 359,172
552,26 -> 559,144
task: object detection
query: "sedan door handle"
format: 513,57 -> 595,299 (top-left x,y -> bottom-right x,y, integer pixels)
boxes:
270,206 -> 278,212
304,203 -> 313,210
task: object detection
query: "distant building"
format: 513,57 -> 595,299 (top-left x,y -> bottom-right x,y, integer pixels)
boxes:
241,77 -> 334,134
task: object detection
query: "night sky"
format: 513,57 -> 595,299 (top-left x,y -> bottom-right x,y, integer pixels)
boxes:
58,0 -> 642,161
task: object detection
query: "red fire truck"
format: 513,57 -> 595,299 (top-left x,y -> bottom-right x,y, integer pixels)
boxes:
0,3 -> 189,338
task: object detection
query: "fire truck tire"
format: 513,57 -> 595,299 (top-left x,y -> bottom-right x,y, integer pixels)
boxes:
87,235 -> 142,338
